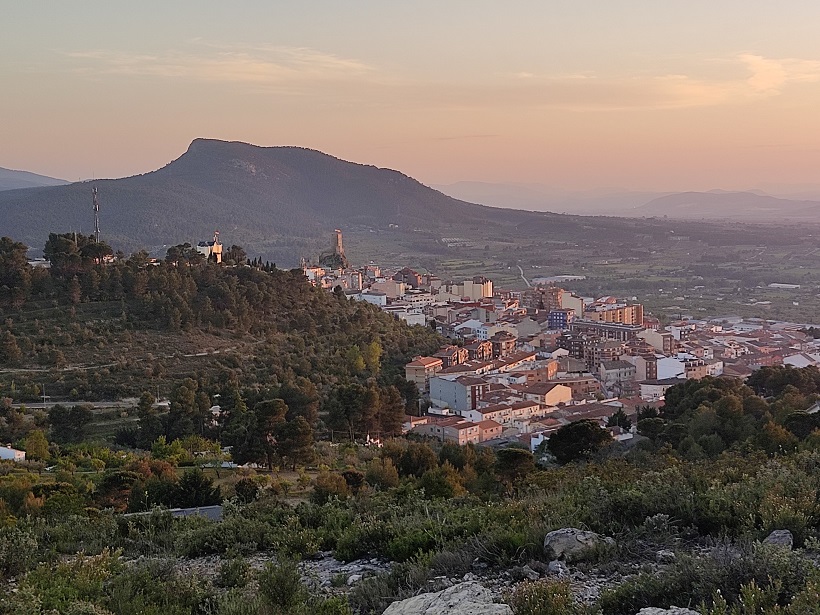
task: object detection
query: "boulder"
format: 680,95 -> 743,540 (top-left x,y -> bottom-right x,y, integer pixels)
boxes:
543,528 -> 615,563
762,529 -> 793,549
382,582 -> 512,615
636,609 -> 701,615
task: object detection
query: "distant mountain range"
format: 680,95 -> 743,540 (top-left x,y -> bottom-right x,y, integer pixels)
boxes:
434,182 -> 820,221
0,167 -> 68,191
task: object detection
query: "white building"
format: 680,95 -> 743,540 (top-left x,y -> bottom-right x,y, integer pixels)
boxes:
0,446 -> 25,462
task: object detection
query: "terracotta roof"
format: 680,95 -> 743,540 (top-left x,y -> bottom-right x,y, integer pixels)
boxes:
406,356 -> 443,367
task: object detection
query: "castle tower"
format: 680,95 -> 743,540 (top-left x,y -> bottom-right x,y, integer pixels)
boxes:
333,229 -> 345,257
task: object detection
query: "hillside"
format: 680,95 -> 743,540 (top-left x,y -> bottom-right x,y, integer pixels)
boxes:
0,139 -> 498,258
636,191 -> 820,221
0,166 -> 68,191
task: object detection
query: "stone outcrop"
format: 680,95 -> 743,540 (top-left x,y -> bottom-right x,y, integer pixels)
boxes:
382,581 -> 512,615
762,529 -> 793,549
543,528 -> 616,563
635,608 -> 701,615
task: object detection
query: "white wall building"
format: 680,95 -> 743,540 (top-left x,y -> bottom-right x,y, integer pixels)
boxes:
0,446 -> 25,462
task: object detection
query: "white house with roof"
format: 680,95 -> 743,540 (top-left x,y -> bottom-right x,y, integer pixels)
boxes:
0,446 -> 25,462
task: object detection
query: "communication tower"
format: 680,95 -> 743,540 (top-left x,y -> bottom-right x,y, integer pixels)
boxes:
92,186 -> 101,243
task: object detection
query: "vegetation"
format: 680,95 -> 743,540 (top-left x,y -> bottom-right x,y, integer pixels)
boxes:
6,232 -> 820,612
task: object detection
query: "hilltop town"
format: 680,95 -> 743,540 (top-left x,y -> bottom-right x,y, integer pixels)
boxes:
304,230 -> 820,452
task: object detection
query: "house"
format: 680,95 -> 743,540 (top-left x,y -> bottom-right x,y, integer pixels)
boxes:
547,308 -> 575,330
490,331 -> 517,358
405,357 -> 443,393
637,328 -> 676,354
429,375 -> 492,412
639,378 -> 686,401
598,360 -> 637,394
411,417 -> 481,445
511,382 -> 572,406
433,345 -> 470,368
478,419 -> 503,442
464,339 -> 493,361
555,375 -> 602,400
0,446 -> 25,462
402,415 -> 429,434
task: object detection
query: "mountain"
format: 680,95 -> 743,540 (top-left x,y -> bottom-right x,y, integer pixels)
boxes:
0,167 -> 68,191
2,139 -> 815,268
635,191 -> 820,221
0,139 -> 507,258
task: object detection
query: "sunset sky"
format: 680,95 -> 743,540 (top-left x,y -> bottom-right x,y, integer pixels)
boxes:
4,1 -> 820,192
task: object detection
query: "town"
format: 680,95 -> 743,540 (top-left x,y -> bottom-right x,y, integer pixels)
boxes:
302,230 -> 820,452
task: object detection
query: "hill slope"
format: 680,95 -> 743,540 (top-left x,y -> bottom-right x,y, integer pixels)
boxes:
0,167 -> 68,191
0,139 -> 496,255
636,191 -> 820,221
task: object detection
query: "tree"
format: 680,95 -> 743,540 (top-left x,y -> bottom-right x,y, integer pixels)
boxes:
547,420 -> 613,464
361,340 -> 383,374
365,457 -> 400,490
275,416 -> 315,470
327,383 -> 375,441
279,377 -> 320,425
230,398 -> 288,470
378,385 -> 406,437
234,477 -> 260,503
24,429 -> 50,462
399,442 -> 438,478
311,472 -> 350,505
0,236 -> 31,308
174,468 -> 221,508
495,447 -> 535,491
224,245 -> 247,266
345,346 -> 366,374
607,408 -> 632,431
48,404 -> 94,444
95,469 -> 141,511
419,462 -> 465,499
0,331 -> 22,366
167,378 -> 198,439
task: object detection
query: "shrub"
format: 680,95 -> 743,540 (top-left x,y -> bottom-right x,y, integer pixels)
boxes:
218,556 -> 250,588
0,524 -> 38,578
508,579 -> 584,615
311,472 -> 350,505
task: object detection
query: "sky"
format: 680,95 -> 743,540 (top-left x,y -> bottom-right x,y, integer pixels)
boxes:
3,1 -> 820,192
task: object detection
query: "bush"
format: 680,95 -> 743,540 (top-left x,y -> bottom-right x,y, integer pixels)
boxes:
311,472 -> 350,505
218,556 -> 250,588
0,524 -> 39,578
508,579 -> 584,615
597,543 -> 815,615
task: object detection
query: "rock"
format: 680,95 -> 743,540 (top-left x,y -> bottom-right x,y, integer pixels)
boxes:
462,572 -> 477,582
521,565 -> 540,581
763,529 -> 793,549
346,573 -> 363,586
547,560 -> 569,577
382,581 -> 512,615
636,608 -> 701,615
543,528 -> 616,563
656,549 -> 676,563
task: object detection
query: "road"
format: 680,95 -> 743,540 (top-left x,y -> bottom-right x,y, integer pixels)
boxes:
517,265 -> 531,288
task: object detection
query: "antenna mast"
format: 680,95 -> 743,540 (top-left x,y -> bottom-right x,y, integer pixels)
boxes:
92,186 -> 101,243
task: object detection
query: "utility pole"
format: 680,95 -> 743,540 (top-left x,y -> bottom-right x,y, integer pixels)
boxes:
41,383 -> 46,406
